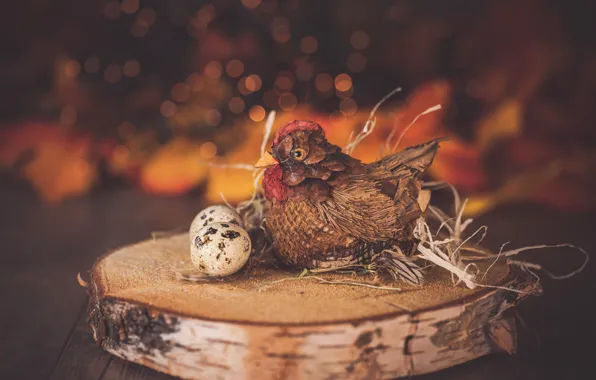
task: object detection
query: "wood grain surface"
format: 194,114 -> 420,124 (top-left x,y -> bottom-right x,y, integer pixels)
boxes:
1,184 -> 594,380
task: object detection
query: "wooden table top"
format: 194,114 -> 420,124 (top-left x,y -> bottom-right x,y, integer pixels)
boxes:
1,184 -> 594,380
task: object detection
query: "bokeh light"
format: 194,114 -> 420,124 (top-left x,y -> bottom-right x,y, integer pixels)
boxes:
160,100 -> 177,117
204,61 -> 222,79
121,0 -> 139,15
274,72 -> 294,91
336,86 -> 354,99
279,92 -> 297,111
244,74 -> 262,92
200,142 -> 218,159
130,22 -> 148,37
334,73 -> 352,92
347,52 -> 367,73
226,60 -> 244,78
103,2 -> 121,19
271,17 -> 291,44
315,73 -> 333,92
249,105 -> 266,122
112,146 -> 130,168
300,36 -> 318,54
84,57 -> 100,74
104,64 -> 122,83
137,8 -> 157,27
123,60 -> 140,77
205,109 -> 221,126
186,73 -> 204,92
171,83 -> 191,103
228,97 -> 245,114
65,60 -> 81,78
295,61 -> 314,81
350,30 -> 370,50
340,98 -> 358,116
242,0 -> 261,10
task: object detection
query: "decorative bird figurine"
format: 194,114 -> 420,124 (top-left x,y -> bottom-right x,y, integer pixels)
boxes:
255,120 -> 442,285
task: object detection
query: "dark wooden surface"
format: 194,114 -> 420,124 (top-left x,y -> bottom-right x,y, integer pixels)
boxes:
1,184 -> 595,380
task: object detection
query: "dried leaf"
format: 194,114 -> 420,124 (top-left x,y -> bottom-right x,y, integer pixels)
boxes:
140,138 -> 209,195
22,139 -> 96,203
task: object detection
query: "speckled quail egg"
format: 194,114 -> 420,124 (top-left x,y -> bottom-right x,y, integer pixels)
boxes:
189,205 -> 243,245
190,222 -> 251,276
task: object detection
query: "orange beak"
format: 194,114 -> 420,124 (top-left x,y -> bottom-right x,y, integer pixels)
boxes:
254,151 -> 277,168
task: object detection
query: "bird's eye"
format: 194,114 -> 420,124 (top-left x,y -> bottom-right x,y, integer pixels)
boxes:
292,148 -> 307,161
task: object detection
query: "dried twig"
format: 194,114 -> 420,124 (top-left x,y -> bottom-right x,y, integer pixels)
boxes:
345,87 -> 402,154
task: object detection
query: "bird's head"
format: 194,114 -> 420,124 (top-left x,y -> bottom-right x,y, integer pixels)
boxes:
255,120 -> 360,202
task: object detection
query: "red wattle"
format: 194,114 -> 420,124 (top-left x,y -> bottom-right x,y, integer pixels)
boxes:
262,165 -> 287,202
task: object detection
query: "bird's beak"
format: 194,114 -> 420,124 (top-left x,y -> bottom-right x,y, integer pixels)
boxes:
255,151 -> 277,168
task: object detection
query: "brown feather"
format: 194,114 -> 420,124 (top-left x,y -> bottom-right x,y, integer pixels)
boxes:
264,122 -> 443,280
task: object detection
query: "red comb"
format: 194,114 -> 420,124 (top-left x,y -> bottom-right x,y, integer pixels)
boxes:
273,120 -> 324,145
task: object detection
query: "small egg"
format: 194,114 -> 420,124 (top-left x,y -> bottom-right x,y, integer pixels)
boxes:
190,222 -> 251,276
190,205 -> 243,244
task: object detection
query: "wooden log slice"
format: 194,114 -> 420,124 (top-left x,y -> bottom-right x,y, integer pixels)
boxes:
88,234 -> 539,380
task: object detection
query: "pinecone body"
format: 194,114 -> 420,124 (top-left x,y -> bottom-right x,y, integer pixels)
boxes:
257,120 -> 441,283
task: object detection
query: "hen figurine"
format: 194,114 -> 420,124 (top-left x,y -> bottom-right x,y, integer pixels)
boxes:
255,120 -> 442,285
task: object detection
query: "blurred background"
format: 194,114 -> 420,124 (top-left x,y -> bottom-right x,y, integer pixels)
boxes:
2,2 -> 596,379
1,0 -> 595,215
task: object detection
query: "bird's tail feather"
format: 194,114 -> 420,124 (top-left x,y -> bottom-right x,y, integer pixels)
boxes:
370,138 -> 445,179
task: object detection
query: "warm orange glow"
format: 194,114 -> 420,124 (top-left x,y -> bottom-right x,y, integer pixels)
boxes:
350,30 -> 370,50
328,110 -> 346,124
204,61 -> 222,79
123,60 -> 140,77
226,59 -> 244,78
347,52 -> 367,73
171,83 -> 191,102
84,57 -> 100,74
140,138 -> 209,195
249,105 -> 266,122
334,73 -> 353,92
228,97 -> 245,113
104,64 -> 122,83
15,137 -> 97,203
244,74 -> 262,92
200,142 -> 218,159
279,92 -> 297,111
315,73 -> 333,92
121,0 -> 139,14
300,36 -> 318,54
160,100 -> 177,117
